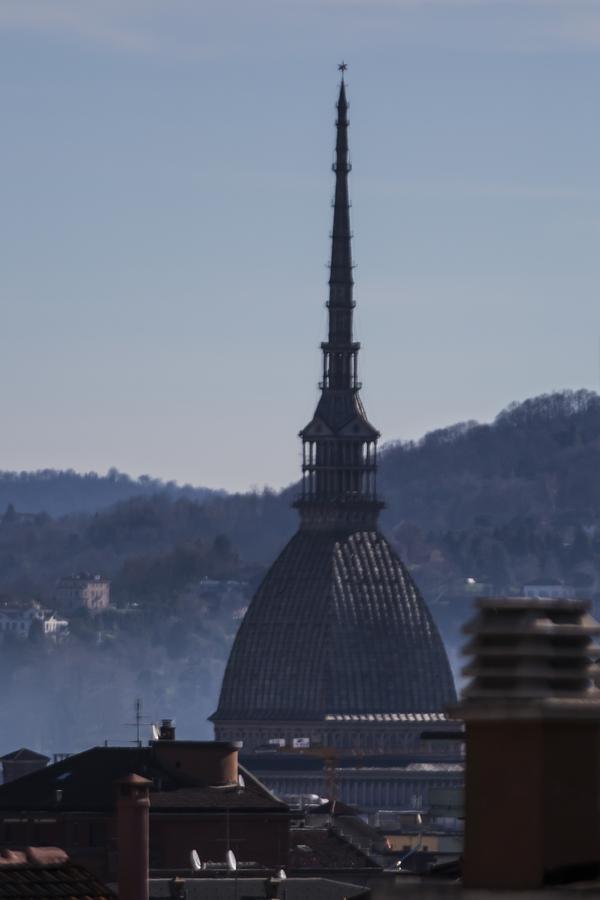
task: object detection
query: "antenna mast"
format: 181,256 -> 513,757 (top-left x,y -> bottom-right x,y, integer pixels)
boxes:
124,698 -> 152,747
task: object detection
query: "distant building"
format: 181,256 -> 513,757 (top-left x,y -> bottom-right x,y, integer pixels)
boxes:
212,74 -> 458,811
0,601 -> 42,638
43,612 -> 69,639
0,748 -> 49,784
0,601 -> 68,642
522,580 -> 576,600
55,574 -> 110,613
0,729 -> 289,881
247,746 -> 463,815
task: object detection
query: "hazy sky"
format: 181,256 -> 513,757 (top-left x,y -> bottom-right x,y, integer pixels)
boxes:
2,1 -> 600,492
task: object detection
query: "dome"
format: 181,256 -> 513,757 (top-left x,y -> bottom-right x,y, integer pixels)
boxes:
213,528 -> 456,722
213,76 -> 456,736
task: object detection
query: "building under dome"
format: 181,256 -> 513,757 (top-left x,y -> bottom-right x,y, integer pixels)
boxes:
212,70 -> 460,811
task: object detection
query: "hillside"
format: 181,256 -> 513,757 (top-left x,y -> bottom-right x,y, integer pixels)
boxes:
0,468 -> 218,517
3,390 -> 600,608
2,389 -> 600,754
380,389 -> 600,532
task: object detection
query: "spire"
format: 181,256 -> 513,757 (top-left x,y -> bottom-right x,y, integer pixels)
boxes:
295,67 -> 383,529
328,73 -> 354,344
322,70 -> 357,391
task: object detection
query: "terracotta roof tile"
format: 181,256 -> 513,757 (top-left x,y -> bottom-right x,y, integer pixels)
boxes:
0,848 -> 115,899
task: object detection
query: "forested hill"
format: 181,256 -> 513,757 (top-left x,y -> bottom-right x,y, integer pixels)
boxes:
379,388 -> 600,533
2,389 -> 600,598
4,389 -> 600,526
2,389 -> 600,754
0,468 -> 218,516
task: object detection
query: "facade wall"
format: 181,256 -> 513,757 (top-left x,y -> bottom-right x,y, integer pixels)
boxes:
149,813 -> 289,871
55,578 -> 110,612
0,810 -> 289,879
261,771 -> 463,813
0,606 -> 42,639
215,720 -> 461,756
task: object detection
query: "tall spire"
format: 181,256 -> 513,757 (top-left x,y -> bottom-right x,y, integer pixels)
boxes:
327,74 -> 354,363
322,71 -> 358,393
296,67 -> 382,529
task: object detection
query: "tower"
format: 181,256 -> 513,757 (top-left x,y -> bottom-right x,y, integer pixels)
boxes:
296,74 -> 381,531
211,71 -> 457,811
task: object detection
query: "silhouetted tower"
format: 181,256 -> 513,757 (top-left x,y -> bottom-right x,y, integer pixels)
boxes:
296,73 -> 381,528
212,71 -> 456,791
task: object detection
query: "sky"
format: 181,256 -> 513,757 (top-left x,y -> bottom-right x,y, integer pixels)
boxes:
2,0 -> 600,492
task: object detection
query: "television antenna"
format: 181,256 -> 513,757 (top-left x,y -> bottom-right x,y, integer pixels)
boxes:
124,698 -> 153,747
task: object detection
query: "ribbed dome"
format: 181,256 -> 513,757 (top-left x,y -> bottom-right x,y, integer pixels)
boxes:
213,528 -> 456,721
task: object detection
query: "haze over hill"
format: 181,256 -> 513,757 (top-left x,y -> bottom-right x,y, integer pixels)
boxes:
3,389 -> 599,529
0,469 -> 219,518
2,389 -> 600,755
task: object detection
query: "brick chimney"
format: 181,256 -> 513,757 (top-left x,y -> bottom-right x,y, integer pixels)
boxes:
151,740 -> 241,787
451,597 -> 600,889
116,774 -> 151,900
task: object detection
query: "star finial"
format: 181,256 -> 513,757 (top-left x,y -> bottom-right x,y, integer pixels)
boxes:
338,61 -> 348,73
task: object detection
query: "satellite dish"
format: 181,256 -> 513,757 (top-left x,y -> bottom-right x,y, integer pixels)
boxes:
226,850 -> 237,871
237,773 -> 245,789
151,723 -> 160,741
190,849 -> 202,871
277,869 -> 287,880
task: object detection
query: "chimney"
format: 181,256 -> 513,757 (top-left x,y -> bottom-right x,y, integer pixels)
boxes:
450,597 -> 600,889
116,773 -> 151,900
151,740 -> 241,787
158,719 -> 176,741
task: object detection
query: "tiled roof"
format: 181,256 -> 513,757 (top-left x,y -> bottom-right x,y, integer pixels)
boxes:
214,529 -> 456,721
0,847 -> 115,898
0,747 -> 286,813
149,777 -> 282,811
289,827 -> 379,870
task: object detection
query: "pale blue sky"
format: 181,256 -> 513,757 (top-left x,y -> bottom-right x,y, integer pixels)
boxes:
2,0 -> 600,491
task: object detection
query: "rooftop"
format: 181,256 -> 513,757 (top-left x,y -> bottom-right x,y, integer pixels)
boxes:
0,748 -> 49,763
0,745 -> 287,813
0,847 -> 115,899
289,827 -> 379,871
215,529 -> 456,722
